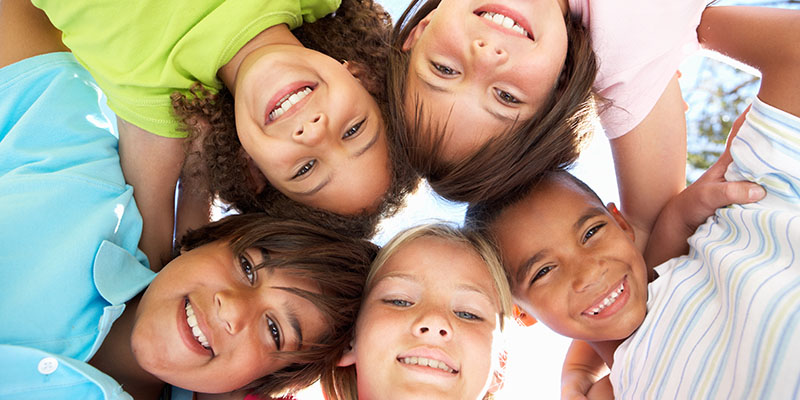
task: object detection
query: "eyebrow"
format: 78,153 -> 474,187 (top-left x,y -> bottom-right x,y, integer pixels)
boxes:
375,272 -> 494,302
415,71 -> 518,124
515,207 -> 608,286
283,299 -> 303,351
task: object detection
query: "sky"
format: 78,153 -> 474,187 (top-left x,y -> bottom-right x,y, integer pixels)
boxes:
294,1 -> 771,398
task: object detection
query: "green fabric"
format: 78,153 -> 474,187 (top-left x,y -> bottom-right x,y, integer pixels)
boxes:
33,0 -> 340,138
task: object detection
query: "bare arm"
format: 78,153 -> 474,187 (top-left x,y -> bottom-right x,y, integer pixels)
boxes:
117,118 -> 185,271
0,0 -> 68,68
610,74 -> 688,253
561,340 -> 611,400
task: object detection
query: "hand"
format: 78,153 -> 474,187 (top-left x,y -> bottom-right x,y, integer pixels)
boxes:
644,105 -> 765,267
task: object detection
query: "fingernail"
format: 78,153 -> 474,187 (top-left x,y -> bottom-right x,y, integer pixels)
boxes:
749,186 -> 766,200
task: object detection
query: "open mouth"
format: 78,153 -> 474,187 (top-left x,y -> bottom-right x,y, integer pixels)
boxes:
474,5 -> 534,40
397,356 -> 459,374
268,86 -> 314,121
185,299 -> 211,350
583,279 -> 626,316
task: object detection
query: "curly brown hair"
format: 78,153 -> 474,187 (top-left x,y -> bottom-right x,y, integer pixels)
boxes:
179,214 -> 378,398
172,0 -> 418,239
386,0 -> 599,206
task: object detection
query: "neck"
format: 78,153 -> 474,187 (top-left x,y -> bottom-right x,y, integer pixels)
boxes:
89,295 -> 164,400
588,338 -> 625,368
218,23 -> 303,94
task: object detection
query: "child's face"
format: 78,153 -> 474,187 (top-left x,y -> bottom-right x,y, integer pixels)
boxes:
490,175 -> 648,342
402,0 -> 568,160
340,236 -> 502,400
233,45 -> 391,215
131,240 -> 327,393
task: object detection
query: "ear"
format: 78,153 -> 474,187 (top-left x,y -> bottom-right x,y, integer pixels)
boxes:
513,304 -> 537,327
337,341 -> 357,367
244,155 -> 268,194
486,349 -> 508,394
343,60 -> 381,96
607,202 -> 635,242
401,12 -> 435,52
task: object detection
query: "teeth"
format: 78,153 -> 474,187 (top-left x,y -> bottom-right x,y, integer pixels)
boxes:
269,87 -> 312,121
480,12 -> 530,38
185,301 -> 210,349
399,356 -> 456,373
588,283 -> 625,315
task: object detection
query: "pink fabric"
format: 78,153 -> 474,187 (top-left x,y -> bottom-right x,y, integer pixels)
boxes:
569,0 -> 708,138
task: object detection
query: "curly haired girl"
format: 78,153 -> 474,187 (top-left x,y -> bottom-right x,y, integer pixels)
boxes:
33,0 -> 417,270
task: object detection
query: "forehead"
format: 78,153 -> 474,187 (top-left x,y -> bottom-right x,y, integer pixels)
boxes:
376,236 -> 497,298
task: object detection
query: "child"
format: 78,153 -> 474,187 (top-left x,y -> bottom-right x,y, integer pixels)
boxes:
388,0 -> 762,253
0,39 -> 377,399
469,7 -> 800,397
321,224 -> 513,400
30,0 -> 417,269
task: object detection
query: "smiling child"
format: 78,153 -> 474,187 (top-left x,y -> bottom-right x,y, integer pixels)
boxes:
322,224 -> 513,400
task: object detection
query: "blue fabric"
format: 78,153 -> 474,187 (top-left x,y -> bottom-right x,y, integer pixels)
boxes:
0,53 -> 155,400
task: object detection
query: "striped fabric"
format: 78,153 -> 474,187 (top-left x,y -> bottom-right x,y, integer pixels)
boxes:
610,97 -> 800,399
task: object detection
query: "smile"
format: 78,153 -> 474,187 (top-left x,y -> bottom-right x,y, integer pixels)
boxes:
185,300 -> 210,350
268,86 -> 313,121
398,356 -> 458,374
478,11 -> 531,38
584,280 -> 625,316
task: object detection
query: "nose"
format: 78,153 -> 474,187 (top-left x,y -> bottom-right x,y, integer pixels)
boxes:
215,290 -> 252,335
412,308 -> 453,341
293,112 -> 328,146
470,38 -> 508,73
572,258 -> 608,293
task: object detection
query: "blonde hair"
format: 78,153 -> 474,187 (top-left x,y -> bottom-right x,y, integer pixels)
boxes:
321,223 -> 512,400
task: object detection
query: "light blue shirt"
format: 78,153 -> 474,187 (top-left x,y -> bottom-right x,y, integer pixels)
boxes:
0,53 -> 155,399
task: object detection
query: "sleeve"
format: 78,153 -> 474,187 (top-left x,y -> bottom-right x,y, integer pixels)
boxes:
587,0 -> 708,138
725,97 -> 800,210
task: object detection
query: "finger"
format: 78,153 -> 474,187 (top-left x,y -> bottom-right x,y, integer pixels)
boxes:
726,104 -> 752,153
702,181 -> 766,210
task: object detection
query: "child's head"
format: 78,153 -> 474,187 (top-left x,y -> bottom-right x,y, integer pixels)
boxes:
131,214 -> 377,396
174,0 -> 418,238
324,223 -> 512,400
386,0 -> 597,205
468,171 -> 648,343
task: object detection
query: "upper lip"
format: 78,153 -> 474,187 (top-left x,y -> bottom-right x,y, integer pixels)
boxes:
397,347 -> 460,373
473,4 -> 535,40
582,276 -> 626,315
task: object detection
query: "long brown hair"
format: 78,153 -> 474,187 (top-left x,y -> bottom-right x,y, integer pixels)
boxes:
179,214 -> 378,398
172,0 -> 419,239
386,0 -> 598,206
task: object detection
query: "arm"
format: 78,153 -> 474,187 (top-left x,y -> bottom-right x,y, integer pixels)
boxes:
561,340 -> 611,400
698,6 -> 800,117
0,0 -> 68,68
117,118 -> 185,271
610,74 -> 688,253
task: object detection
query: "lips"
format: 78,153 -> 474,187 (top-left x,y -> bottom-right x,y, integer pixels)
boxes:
180,298 -> 214,356
264,81 -> 316,124
474,4 -> 535,40
581,277 -> 630,318
397,347 -> 459,375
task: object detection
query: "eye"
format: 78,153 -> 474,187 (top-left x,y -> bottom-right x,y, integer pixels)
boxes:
267,317 -> 282,350
583,223 -> 606,243
384,299 -> 413,307
454,310 -> 483,321
495,88 -> 521,104
343,119 -> 366,139
431,62 -> 459,76
239,255 -> 256,284
293,159 -> 316,178
530,265 -> 554,285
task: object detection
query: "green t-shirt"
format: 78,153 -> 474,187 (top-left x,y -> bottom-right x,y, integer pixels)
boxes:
33,0 -> 340,138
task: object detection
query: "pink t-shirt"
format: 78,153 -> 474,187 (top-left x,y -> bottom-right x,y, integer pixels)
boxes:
569,0 -> 707,139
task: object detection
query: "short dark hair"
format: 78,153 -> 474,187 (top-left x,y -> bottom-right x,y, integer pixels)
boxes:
466,169 -> 605,230
179,214 -> 378,398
